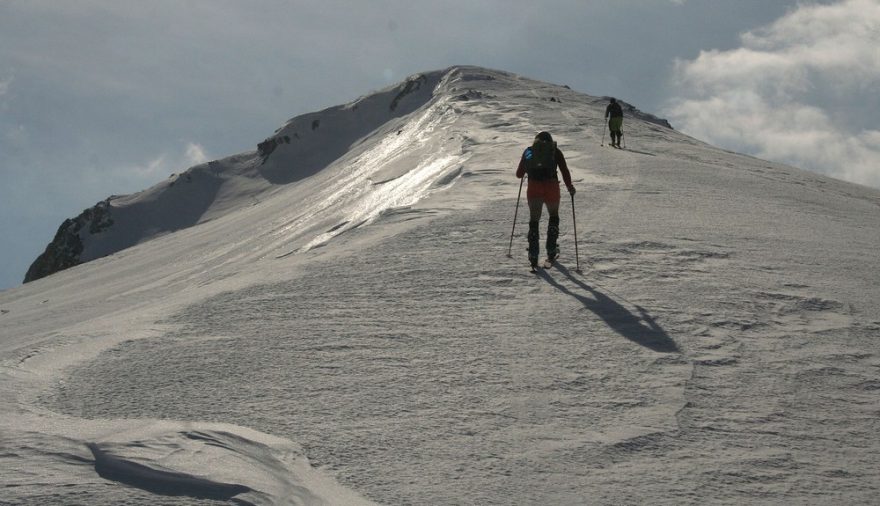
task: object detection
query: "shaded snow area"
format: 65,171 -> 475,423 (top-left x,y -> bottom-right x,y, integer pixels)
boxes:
2,66 -> 880,505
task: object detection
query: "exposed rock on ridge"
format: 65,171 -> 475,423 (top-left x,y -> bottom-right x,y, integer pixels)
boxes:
25,199 -> 114,283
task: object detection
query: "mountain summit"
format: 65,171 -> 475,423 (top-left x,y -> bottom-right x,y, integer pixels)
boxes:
24,66 -> 668,283
3,66 -> 879,504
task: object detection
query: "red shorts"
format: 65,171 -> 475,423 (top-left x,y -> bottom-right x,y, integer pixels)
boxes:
526,179 -> 561,204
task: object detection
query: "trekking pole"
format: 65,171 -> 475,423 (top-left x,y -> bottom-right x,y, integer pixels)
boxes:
570,193 -> 581,273
600,121 -> 607,146
507,176 -> 525,257
622,131 -> 626,149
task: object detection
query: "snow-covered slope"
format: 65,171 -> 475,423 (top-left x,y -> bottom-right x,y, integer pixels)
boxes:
2,66 -> 879,505
24,72 -> 446,283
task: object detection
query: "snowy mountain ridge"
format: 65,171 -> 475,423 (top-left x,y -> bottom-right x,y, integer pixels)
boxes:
2,66 -> 880,505
24,66 -> 670,283
24,69 -> 447,282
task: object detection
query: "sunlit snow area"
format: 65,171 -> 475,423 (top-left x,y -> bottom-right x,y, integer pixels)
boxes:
2,67 -> 879,505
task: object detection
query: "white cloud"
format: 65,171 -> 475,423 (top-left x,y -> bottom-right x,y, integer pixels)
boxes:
183,142 -> 209,167
665,0 -> 880,189
122,142 -> 210,187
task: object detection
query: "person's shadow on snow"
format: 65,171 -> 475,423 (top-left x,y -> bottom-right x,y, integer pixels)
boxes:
539,263 -> 679,353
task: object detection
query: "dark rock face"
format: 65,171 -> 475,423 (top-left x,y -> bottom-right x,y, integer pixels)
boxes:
257,135 -> 291,164
24,199 -> 114,283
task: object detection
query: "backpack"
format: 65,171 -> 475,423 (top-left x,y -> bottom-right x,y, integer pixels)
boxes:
524,139 -> 557,180
608,101 -> 623,118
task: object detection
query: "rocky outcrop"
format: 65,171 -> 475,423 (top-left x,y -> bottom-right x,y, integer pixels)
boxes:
24,199 -> 114,283
389,74 -> 429,111
257,135 -> 292,163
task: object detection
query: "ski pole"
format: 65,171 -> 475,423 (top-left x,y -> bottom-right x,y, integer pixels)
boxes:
570,193 -> 581,273
622,131 -> 626,149
600,121 -> 607,146
507,176 -> 525,257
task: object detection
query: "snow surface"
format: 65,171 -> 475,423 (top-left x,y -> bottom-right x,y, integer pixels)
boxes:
2,66 -> 880,505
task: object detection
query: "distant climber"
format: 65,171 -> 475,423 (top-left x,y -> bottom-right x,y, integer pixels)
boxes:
516,131 -> 576,269
605,98 -> 624,148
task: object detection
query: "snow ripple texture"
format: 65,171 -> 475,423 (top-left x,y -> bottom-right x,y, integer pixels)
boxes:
4,66 -> 879,505
47,198 -> 879,505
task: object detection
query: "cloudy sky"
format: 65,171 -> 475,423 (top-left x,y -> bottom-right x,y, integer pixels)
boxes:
1,0 -> 876,290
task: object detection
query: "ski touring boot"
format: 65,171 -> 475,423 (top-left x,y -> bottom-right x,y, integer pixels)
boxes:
544,216 -> 560,268
528,221 -> 540,272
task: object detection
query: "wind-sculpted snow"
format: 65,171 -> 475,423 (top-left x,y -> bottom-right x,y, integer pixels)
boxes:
24,70 -> 447,282
83,425 -> 375,505
0,415 -> 376,505
44,205 -> 692,505
258,71 -> 443,185
87,439 -> 252,502
271,96 -> 465,254
3,66 -> 880,504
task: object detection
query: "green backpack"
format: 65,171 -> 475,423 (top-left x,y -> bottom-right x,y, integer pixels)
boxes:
524,139 -> 557,180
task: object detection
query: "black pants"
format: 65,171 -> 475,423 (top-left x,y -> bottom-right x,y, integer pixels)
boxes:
527,198 -> 560,261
